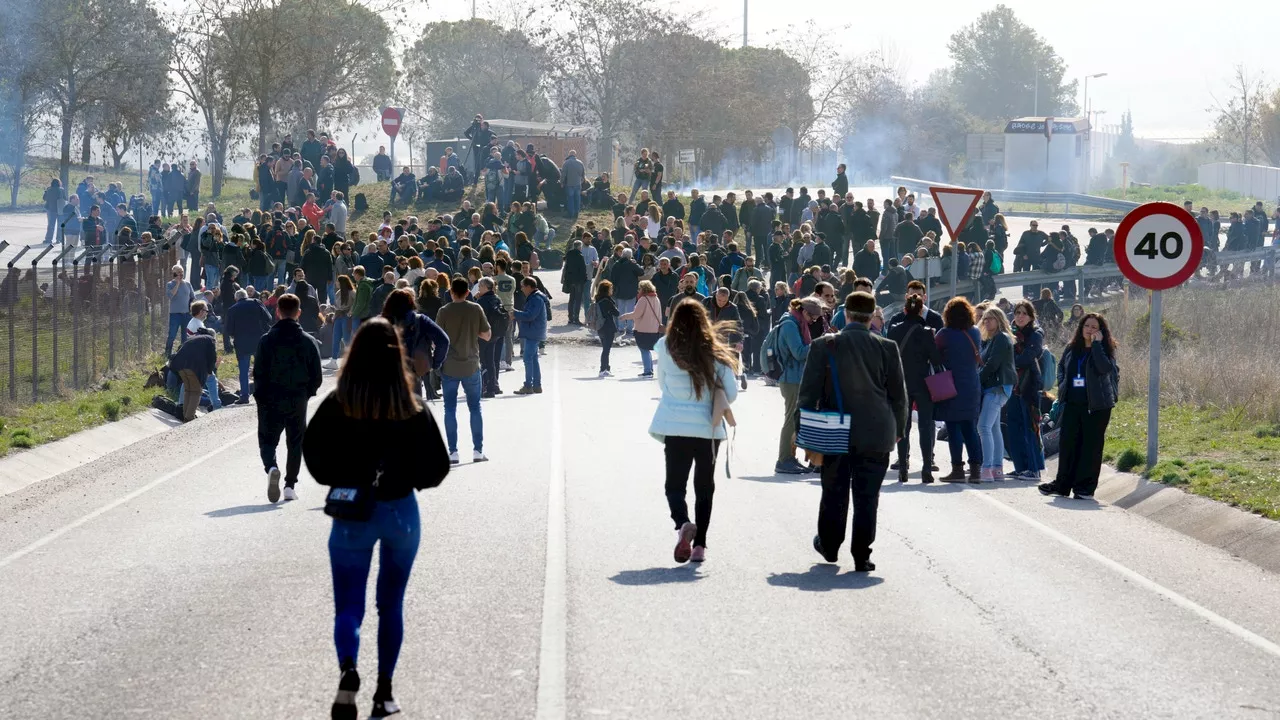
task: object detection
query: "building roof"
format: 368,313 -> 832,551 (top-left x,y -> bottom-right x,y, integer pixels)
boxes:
485,119 -> 594,136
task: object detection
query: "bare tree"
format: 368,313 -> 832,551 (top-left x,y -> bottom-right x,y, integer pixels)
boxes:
1209,65 -> 1269,165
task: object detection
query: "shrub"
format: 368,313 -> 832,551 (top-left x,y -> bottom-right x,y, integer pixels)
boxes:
0,419 -> 5,433
1115,447 -> 1145,473
11,435 -> 34,449
1255,424 -> 1280,439
76,402 -> 92,415
120,396 -> 133,407
101,400 -> 122,421
1149,460 -> 1189,485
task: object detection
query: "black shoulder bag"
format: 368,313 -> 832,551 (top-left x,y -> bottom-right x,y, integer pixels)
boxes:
324,464 -> 381,522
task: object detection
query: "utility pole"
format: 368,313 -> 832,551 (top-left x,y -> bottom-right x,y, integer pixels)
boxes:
472,0 -> 476,19
743,0 -> 748,48
1033,62 -> 1039,116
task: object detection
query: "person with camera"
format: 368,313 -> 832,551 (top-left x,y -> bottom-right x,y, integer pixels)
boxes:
630,148 -> 653,204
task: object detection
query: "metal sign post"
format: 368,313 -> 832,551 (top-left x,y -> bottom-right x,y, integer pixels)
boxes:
928,186 -> 984,302
1113,202 -> 1204,471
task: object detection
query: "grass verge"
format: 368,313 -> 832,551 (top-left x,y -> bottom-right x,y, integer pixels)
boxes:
1103,399 -> 1280,520
0,353 -> 164,457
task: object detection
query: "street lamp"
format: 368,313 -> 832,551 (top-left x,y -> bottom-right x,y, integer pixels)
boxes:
1081,73 -> 1107,192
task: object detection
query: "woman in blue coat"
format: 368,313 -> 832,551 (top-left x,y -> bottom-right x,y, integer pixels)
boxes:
935,297 -> 984,482
648,300 -> 739,564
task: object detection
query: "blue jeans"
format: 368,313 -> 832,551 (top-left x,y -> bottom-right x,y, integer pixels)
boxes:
501,176 -> 513,209
945,420 -> 981,466
166,312 -> 190,355
615,298 -> 636,335
978,387 -> 1009,469
237,353 -> 252,401
329,494 -> 421,677
331,316 -> 351,359
250,275 -> 271,294
640,347 -> 653,374
203,264 -> 219,290
275,261 -> 289,286
521,338 -> 542,387
46,210 -> 58,243
565,187 -> 581,218
204,374 -> 222,410
629,177 -> 645,203
442,370 -> 484,453
1006,395 -> 1045,473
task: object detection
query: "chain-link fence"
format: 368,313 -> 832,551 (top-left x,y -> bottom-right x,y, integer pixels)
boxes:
0,239 -> 177,408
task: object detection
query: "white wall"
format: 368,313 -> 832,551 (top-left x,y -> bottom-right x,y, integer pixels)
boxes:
1004,133 -> 1084,193
1198,163 -> 1280,203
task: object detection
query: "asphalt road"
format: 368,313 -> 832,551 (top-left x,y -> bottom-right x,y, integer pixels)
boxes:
2,345 -> 1280,719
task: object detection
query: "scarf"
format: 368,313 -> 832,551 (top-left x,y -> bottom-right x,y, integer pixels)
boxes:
790,309 -> 812,345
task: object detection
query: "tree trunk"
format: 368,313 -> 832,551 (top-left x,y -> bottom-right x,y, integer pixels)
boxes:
258,100 -> 270,156
210,136 -> 227,199
9,158 -> 21,210
80,132 -> 91,166
59,76 -> 76,189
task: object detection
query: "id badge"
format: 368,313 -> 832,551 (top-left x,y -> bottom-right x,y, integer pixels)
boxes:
1072,376 -> 1085,388
329,487 -> 358,502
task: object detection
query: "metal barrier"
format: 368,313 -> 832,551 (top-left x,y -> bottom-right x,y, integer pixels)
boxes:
890,176 -> 1141,214
926,247 -> 1277,301
1,240 -> 178,407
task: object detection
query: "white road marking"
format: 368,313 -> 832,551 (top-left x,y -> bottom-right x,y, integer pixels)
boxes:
0,429 -> 257,570
971,491 -> 1280,660
536,351 -> 568,720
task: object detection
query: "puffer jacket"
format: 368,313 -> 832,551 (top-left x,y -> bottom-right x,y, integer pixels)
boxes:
648,336 -> 738,442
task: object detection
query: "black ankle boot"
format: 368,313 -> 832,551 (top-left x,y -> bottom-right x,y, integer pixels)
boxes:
331,666 -> 360,720
371,674 -> 401,717
940,465 -> 967,483
897,462 -> 909,483
968,461 -> 982,483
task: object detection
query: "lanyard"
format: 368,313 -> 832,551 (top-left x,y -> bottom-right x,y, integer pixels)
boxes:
1076,352 -> 1087,378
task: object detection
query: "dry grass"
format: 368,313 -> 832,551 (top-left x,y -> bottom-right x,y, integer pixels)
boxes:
1103,282 -> 1280,424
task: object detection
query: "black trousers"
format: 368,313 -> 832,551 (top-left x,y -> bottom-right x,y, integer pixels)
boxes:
480,337 -> 502,393
817,451 -> 890,563
896,392 -> 935,468
1052,402 -> 1111,495
664,436 -> 720,547
568,283 -> 584,323
599,328 -> 615,372
744,333 -> 762,373
258,400 -> 307,486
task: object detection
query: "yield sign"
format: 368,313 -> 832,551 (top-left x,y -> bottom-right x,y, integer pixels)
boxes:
929,186 -> 985,240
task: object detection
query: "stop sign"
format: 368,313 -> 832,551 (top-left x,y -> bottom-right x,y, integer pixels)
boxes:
381,107 -> 402,138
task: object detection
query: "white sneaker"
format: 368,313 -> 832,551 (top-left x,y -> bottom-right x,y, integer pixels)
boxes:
282,486 -> 298,501
473,450 -> 489,463
599,370 -> 611,378
449,451 -> 460,465
500,361 -> 512,371
266,467 -> 281,503
324,358 -> 337,370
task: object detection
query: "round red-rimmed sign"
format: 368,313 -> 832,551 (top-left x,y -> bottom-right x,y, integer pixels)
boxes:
1113,202 -> 1204,291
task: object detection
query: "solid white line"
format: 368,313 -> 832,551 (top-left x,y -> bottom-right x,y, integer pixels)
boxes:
536,350 -> 568,720
970,491 -> 1280,660
0,429 -> 257,570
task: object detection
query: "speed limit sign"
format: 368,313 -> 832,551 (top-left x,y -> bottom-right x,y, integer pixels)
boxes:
1113,202 -> 1204,291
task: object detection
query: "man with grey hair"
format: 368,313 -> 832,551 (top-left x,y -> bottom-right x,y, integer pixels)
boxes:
608,245 -> 644,336
563,239 -> 590,326
224,284 -> 273,404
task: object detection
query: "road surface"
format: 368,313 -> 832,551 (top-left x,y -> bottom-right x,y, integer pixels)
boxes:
2,345 -> 1279,719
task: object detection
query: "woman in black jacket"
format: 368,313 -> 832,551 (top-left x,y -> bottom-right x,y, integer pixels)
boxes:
887,295 -> 943,483
977,306 -> 1017,480
1008,300 -> 1046,481
332,148 -> 354,200
294,280 -> 323,335
562,240 -> 590,325
303,318 -> 449,720
595,280 -> 620,377
1041,313 -> 1118,500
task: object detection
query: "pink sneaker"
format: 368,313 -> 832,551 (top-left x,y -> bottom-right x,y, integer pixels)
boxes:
674,522 -> 696,563
980,467 -> 995,482
690,546 -> 707,562
994,467 -> 1006,481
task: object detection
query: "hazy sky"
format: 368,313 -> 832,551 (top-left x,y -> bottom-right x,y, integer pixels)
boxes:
425,0 -> 1277,140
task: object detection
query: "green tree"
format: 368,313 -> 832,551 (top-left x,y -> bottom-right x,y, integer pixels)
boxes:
1114,110 -> 1138,162
947,4 -> 1077,123
402,19 -> 549,139
0,0 -> 47,207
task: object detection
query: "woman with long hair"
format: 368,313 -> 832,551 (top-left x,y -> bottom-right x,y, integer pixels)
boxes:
303,318 -> 450,720
594,280 -> 620,377
886,294 -> 943,483
416,277 -> 441,320
936,297 -> 984,483
1041,313 -> 1118,500
327,275 -> 356,368
977,307 -> 1017,480
1008,300 -> 1046,481
619,279 -> 662,377
648,300 -> 739,563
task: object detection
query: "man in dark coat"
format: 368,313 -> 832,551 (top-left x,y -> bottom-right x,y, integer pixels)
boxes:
800,291 -> 907,572
832,164 -> 849,198
853,240 -> 882,281
700,197 -> 726,239
750,197 -> 774,259
688,190 -> 707,237
894,214 -> 924,259
253,293 -> 322,503
562,240 -> 590,325
721,193 -> 739,240
817,202 -> 846,265
170,327 -> 219,422
223,288 -> 273,403
651,257 -> 680,320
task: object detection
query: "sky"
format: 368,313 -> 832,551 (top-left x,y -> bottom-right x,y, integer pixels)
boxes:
422,0 -> 1277,140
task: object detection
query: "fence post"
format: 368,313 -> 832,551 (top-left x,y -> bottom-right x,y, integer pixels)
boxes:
30,245 -> 55,403
91,254 -> 98,381
72,254 -> 80,389
52,246 -> 74,394
7,245 -> 32,403
108,255 -> 117,371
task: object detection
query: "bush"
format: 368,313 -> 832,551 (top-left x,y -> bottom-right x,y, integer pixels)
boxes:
1149,459 -> 1189,485
76,402 -> 92,415
10,427 -> 31,439
120,396 -> 133,407
0,419 -> 5,433
1115,447 -> 1146,473
1255,424 -> 1280,439
1129,311 -> 1195,352
101,400 -> 122,421
11,435 -> 34,449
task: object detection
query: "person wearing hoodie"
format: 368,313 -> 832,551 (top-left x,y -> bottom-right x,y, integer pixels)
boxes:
688,189 -> 707,238
254,293 -> 323,503
773,296 -> 823,475
511,278 -> 548,394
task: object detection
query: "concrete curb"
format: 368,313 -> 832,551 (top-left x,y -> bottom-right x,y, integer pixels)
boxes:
1092,463 -> 1280,574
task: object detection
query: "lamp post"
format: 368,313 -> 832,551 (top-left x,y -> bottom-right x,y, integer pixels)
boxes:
1081,73 -> 1107,193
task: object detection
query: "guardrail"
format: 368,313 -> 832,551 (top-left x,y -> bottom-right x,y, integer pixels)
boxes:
923,246 -> 1277,301
890,176 -> 1141,214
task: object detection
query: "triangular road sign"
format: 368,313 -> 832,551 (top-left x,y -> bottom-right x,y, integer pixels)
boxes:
929,186 -> 985,241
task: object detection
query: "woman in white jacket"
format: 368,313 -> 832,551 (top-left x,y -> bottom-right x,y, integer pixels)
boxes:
649,298 -> 739,563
